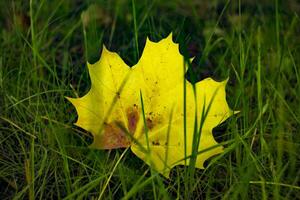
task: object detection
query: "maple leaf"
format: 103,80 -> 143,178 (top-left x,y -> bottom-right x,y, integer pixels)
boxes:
67,33 -> 235,178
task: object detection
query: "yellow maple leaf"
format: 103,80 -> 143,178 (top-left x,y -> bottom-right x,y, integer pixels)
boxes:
67,33 -> 235,178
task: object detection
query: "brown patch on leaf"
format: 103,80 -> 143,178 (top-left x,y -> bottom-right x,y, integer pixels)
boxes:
146,113 -> 163,130
94,104 -> 140,149
146,118 -> 154,129
96,121 -> 131,149
127,104 -> 139,133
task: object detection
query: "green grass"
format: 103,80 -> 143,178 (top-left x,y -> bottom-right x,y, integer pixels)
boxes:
1,0 -> 300,199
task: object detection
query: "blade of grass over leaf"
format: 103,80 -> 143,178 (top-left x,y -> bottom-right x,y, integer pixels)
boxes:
139,91 -> 150,155
183,58 -> 188,198
187,82 -> 198,191
139,90 -> 158,199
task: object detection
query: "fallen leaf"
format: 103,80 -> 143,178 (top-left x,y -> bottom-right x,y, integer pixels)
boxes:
67,33 -> 235,178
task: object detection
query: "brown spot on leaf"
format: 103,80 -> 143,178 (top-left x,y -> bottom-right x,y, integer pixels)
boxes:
146,118 -> 154,129
96,121 -> 131,149
127,105 -> 139,133
146,118 -> 154,130
143,114 -> 164,132
116,92 -> 121,99
94,104 -> 141,149
152,140 -> 160,146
